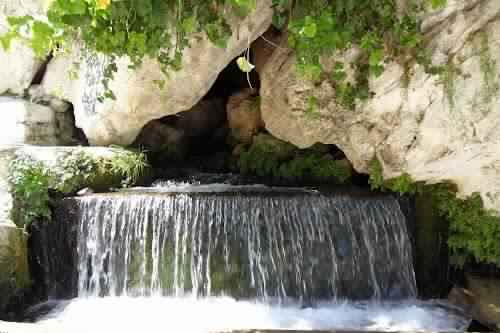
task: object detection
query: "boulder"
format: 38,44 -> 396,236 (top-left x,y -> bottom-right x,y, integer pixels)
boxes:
0,97 -> 58,145
0,97 -> 78,146
175,99 -> 226,138
464,274 -> 500,331
134,98 -> 226,159
260,0 -> 500,213
227,88 -> 263,143
133,120 -> 187,158
448,273 -> 500,332
41,0 -> 274,146
0,0 -> 46,95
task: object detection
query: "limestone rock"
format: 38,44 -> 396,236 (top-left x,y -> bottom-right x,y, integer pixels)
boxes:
27,85 -> 87,145
0,97 -> 78,146
260,0 -> 500,213
134,98 -> 225,159
134,120 -> 187,157
0,97 -> 58,145
447,285 -> 474,314
251,28 -> 283,75
175,99 -> 226,138
41,0 -> 273,146
465,274 -> 500,331
227,88 -> 263,143
0,0 -> 46,95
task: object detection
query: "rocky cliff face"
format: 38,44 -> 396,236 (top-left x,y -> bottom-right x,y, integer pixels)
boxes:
40,0 -> 273,146
1,0 -> 499,213
0,0 -> 46,95
260,0 -> 500,213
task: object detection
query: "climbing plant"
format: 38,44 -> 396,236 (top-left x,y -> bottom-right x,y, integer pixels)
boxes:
368,158 -> 500,267
0,0 -> 257,99
1,0 -> 446,105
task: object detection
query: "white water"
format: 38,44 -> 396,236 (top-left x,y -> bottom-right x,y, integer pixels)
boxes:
21,185 -> 470,332
32,296 -> 469,332
74,192 -> 417,299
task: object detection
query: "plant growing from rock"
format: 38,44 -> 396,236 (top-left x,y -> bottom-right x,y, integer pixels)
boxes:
1,0 -> 446,106
8,158 -> 52,227
369,158 -> 500,267
8,148 -> 149,227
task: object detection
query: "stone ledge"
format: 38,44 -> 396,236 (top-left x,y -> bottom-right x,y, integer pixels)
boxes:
0,326 -> 478,333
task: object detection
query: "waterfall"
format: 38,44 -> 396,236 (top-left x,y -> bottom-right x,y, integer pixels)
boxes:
70,186 -> 416,300
26,185 -> 471,332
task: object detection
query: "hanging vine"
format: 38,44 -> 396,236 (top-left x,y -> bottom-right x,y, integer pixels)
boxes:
1,0 -> 446,105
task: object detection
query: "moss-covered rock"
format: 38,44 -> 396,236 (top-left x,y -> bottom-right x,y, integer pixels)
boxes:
8,146 -> 149,227
0,225 -> 30,313
369,159 -> 500,268
251,133 -> 296,160
238,134 -> 352,184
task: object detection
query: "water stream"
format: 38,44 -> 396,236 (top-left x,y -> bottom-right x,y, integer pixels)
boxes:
25,184 -> 469,332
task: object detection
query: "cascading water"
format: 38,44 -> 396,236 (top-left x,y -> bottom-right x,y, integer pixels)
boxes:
77,190 -> 416,300
26,183 -> 470,332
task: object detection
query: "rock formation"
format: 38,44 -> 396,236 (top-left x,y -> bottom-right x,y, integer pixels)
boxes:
260,0 -> 500,213
40,0 -> 273,146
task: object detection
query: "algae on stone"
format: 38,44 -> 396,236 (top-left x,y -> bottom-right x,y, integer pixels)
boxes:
0,225 -> 30,312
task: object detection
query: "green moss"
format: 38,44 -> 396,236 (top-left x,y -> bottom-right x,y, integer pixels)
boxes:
239,137 -> 352,184
0,226 -> 30,312
368,158 -> 384,190
478,31 -> 499,110
369,158 -> 422,194
6,228 -> 30,290
368,159 -> 500,267
440,61 -> 459,110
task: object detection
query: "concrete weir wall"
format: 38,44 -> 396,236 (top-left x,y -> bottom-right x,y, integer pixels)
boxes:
0,146 -> 30,314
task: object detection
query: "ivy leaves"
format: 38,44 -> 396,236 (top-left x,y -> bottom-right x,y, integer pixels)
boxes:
1,0 -> 256,100
1,0 -> 447,107
284,0 -> 427,109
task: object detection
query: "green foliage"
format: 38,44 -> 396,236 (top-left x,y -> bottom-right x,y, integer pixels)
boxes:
239,142 -> 351,184
105,147 -> 149,187
368,158 -> 500,267
368,158 -> 418,194
439,61 -> 459,110
386,173 -> 419,195
428,0 -> 447,9
8,158 -> 52,227
284,0 -> 426,109
57,151 -> 101,194
306,95 -> 319,117
0,0 -> 256,99
368,158 -> 384,190
1,0 -> 448,105
478,32 -> 500,109
429,186 -> 500,267
8,148 -> 148,227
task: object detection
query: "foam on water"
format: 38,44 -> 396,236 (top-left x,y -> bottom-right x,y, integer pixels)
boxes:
33,296 -> 469,333
22,183 -> 470,332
